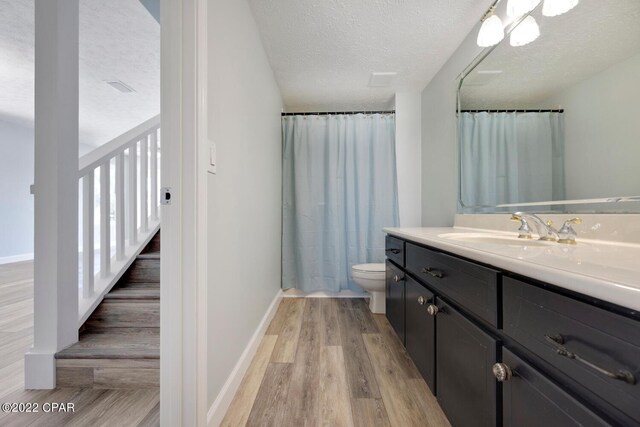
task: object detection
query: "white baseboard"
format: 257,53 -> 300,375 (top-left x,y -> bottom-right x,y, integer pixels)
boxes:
207,289 -> 283,427
0,253 -> 34,265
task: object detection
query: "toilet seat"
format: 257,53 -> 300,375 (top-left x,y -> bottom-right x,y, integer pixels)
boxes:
352,263 -> 385,273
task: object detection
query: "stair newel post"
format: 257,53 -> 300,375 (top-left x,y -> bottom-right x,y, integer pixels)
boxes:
100,162 -> 111,278
26,0 -> 79,389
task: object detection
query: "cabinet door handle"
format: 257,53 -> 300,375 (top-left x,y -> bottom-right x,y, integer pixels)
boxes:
492,363 -> 513,382
426,304 -> 439,316
386,249 -> 401,254
421,267 -> 443,278
544,334 -> 636,385
418,296 -> 426,305
393,275 -> 404,283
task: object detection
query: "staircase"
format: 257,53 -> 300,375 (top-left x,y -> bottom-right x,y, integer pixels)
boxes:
55,232 -> 160,389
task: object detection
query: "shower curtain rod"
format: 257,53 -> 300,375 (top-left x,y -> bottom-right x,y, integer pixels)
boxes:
282,110 -> 395,116
460,109 -> 564,113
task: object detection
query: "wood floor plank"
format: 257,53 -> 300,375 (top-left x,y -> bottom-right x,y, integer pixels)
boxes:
0,262 -> 33,285
270,298 -> 306,363
336,301 -> 381,399
363,333 -> 445,427
320,299 -> 341,346
372,314 -> 421,380
408,379 -> 451,427
277,299 -> 322,425
222,298 -> 450,427
64,389 -> 159,427
246,363 -> 293,427
265,298 -> 293,335
137,401 -> 160,427
348,299 -> 380,334
351,398 -> 391,427
319,346 -> 354,427
221,335 -> 278,427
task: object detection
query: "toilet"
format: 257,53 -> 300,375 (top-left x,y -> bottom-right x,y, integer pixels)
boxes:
352,263 -> 386,314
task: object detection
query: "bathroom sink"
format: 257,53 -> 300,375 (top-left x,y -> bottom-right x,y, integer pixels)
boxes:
438,232 -> 556,247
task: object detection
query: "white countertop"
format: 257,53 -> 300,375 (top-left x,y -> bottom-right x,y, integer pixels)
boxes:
384,227 -> 640,313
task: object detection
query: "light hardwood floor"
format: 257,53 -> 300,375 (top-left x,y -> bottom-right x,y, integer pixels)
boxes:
222,298 -> 451,427
0,262 -> 158,427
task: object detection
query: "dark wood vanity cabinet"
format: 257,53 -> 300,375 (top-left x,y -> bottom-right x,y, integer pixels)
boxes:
385,234 -> 639,427
436,298 -> 497,427
405,276 -> 436,390
501,349 -> 609,427
385,260 -> 405,344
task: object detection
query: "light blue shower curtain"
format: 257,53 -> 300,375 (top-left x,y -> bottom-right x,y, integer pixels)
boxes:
459,112 -> 565,207
282,114 -> 399,293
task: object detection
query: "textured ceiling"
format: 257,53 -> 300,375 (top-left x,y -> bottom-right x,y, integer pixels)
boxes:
461,0 -> 640,109
0,0 -> 159,147
248,0 -> 494,112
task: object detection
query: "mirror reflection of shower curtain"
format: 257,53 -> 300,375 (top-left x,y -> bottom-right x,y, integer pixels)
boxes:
459,111 -> 565,207
282,114 -> 399,293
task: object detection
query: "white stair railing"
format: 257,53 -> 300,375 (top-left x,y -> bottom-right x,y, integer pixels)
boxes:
77,115 -> 161,324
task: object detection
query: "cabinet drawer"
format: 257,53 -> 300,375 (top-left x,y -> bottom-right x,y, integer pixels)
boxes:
504,277 -> 640,425
502,349 -> 608,427
386,260 -> 405,345
405,277 -> 435,391
436,298 -> 497,427
406,243 -> 499,327
385,235 -> 405,267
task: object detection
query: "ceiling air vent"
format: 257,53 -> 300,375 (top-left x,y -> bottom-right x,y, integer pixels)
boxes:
369,72 -> 397,87
106,80 -> 136,93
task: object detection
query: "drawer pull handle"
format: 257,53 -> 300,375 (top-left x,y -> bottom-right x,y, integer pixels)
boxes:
418,296 -> 426,305
421,267 -> 443,278
393,275 -> 404,283
492,363 -> 513,382
544,334 -> 636,385
426,304 -> 439,316
386,249 -> 401,254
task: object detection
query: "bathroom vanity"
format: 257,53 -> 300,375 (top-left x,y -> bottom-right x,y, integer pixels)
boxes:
384,227 -> 640,427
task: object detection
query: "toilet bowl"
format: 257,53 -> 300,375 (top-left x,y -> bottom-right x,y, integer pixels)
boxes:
352,263 -> 386,314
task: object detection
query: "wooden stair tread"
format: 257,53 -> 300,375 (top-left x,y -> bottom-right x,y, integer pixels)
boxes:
56,328 -> 159,359
104,287 -> 159,300
136,252 -> 160,260
115,281 -> 160,289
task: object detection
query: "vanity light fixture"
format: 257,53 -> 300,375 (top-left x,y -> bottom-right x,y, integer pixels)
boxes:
507,0 -> 541,18
477,2 -> 505,47
542,0 -> 579,17
510,15 -> 540,46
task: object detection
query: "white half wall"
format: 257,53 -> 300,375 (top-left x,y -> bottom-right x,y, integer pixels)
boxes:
0,119 -> 34,260
547,51 -> 640,200
394,92 -> 422,227
206,0 -> 283,414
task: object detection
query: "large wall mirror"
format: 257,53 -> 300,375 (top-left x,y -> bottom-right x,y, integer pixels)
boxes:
457,0 -> 640,213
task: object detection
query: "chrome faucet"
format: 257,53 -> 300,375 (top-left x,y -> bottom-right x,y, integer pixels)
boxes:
557,218 -> 583,245
511,213 -> 583,244
511,212 -> 559,242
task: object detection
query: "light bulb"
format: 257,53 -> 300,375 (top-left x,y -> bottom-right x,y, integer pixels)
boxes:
510,16 -> 540,47
477,13 -> 505,47
542,0 -> 579,17
507,0 -> 541,18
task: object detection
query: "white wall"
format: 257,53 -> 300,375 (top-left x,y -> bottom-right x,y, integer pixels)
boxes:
207,0 -> 283,409
0,119 -> 34,261
394,92 -> 422,227
420,27 -> 488,225
547,51 -> 640,200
